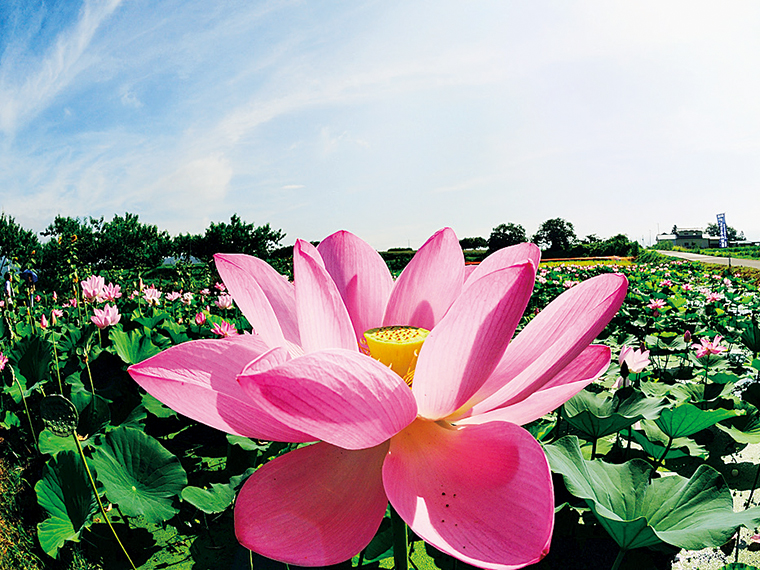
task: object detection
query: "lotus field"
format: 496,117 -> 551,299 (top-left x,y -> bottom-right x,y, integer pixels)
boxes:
2,229 -> 760,570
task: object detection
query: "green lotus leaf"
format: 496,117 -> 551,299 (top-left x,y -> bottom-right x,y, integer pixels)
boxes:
180,468 -> 253,514
740,318 -> 760,355
670,381 -> 735,403
109,329 -> 161,365
35,451 -> 98,558
563,387 -> 667,439
546,436 -> 760,551
90,426 -> 187,523
71,391 -> 111,438
719,564 -> 759,570
629,421 -> 706,460
717,403 -> 760,445
141,391 -> 177,419
9,335 -> 53,387
655,402 -> 738,439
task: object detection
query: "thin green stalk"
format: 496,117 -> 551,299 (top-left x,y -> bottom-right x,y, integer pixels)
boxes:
611,549 -> 627,570
651,436 -> 673,475
73,436 -> 136,570
84,350 -> 96,395
11,366 -> 38,449
591,437 -> 598,460
51,333 -> 63,394
390,506 -> 409,570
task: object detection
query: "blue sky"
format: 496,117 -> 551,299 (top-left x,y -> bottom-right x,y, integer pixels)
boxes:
1,1 -> 759,250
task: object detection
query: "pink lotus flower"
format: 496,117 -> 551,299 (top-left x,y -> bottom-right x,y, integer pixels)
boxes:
214,282 -> 226,291
200,288 -> 210,296
692,335 -> 728,358
53,291 -> 58,301
128,229 -> 627,569
67,298 -> 77,308
682,283 -> 693,292
618,346 -> 650,374
91,304 -> 121,329
51,309 -> 64,325
646,298 -> 666,310
210,319 -> 237,337
182,292 -> 194,305
143,286 -> 162,306
194,312 -> 207,325
705,291 -> 723,303
40,314 -> 48,329
81,275 -> 105,302
102,282 -> 122,302
0,352 -> 8,371
660,279 -> 672,287
166,291 -> 182,302
216,294 -> 234,310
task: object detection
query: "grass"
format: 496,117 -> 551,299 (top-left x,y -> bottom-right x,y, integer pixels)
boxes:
0,452 -> 45,570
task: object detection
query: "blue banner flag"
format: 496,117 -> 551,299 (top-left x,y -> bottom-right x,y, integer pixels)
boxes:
717,213 -> 728,248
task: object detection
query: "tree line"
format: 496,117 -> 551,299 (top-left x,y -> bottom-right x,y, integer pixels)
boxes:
460,218 -> 640,258
0,212 -> 285,287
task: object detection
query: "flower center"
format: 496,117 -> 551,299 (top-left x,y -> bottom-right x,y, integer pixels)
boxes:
363,326 -> 430,387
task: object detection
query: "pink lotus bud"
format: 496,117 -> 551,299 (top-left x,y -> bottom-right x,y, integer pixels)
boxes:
40,314 -> 48,329
195,312 -> 207,325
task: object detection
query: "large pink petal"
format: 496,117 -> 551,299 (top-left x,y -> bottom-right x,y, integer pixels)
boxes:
294,240 -> 358,352
383,228 -> 464,330
464,243 -> 541,288
463,273 -> 627,417
214,253 -> 299,346
412,263 -> 535,420
127,337 -> 313,442
317,230 -> 394,343
384,420 -> 553,570
237,349 -> 417,450
235,441 -> 389,566
456,345 -> 611,426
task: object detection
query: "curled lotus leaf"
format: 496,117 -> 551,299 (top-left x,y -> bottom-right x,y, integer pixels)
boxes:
545,436 -> 760,551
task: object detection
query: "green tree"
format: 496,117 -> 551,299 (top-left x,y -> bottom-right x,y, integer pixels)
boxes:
705,222 -> 744,242
185,215 -> 286,261
459,236 -> 487,250
488,223 -> 527,253
96,213 -> 171,269
0,212 -> 39,270
532,218 -> 576,253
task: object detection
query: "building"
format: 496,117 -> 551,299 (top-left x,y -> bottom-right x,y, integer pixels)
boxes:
655,227 -> 722,249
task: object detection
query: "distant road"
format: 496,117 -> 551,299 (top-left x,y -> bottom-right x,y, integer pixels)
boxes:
658,250 -> 760,269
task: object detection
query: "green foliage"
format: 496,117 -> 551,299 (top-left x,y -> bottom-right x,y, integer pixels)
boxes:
487,223 -> 526,253
531,217 -> 576,254
458,236 -> 487,250
546,436 -> 760,551
35,451 -> 99,558
90,426 -> 188,523
706,222 -> 744,241
175,214 -> 285,262
0,212 -> 39,270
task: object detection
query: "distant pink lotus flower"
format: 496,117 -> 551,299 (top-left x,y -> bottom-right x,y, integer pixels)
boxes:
40,314 -> 48,329
51,309 -> 64,325
81,275 -> 105,302
0,352 -> 7,371
705,291 -> 723,303
214,282 -> 226,292
682,283 -> 693,292
194,312 -> 207,325
210,319 -> 237,337
143,286 -> 162,306
35,294 -> 41,302
660,279 -> 672,287
53,291 -> 58,301
646,298 -> 666,312
684,330 -> 692,343
182,292 -> 194,305
200,288 -> 210,296
102,282 -> 122,302
216,294 -> 234,310
692,335 -> 728,359
91,304 -> 121,329
67,298 -> 77,308
128,229 -> 628,569
618,346 -> 650,374
166,291 -> 182,302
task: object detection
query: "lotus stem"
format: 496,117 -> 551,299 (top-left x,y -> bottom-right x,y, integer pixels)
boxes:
651,436 -> 673,475
10,365 -> 38,450
610,548 -> 626,570
390,505 -> 409,570
73,435 -> 137,570
52,333 -> 62,394
591,437 -> 598,460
